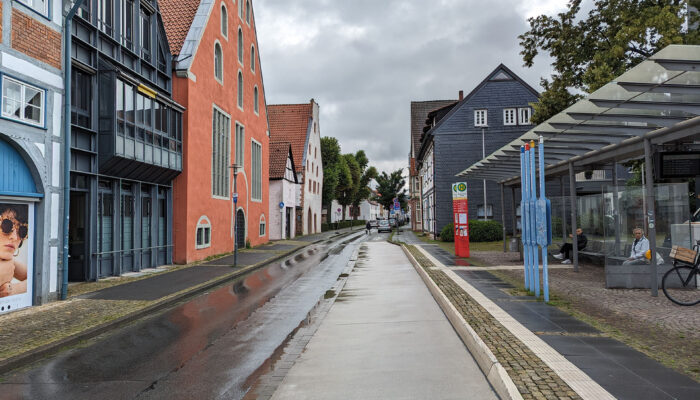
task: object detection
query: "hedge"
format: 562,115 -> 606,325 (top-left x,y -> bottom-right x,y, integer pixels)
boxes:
321,220 -> 367,232
439,220 -> 503,242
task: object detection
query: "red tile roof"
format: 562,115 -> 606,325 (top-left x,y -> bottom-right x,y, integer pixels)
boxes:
159,0 -> 200,56
267,104 -> 312,173
269,141 -> 292,180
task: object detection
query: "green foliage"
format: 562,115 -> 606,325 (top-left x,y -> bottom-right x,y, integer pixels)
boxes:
350,150 -> 378,219
440,223 -> 455,242
321,137 -> 342,207
373,169 -> 408,211
321,220 -> 366,232
519,0 -> 698,123
469,220 -> 503,242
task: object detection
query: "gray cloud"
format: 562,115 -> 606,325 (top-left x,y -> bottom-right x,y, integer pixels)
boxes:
255,0 -> 560,176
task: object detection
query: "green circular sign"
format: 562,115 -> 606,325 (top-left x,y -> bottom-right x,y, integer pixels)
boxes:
457,183 -> 466,192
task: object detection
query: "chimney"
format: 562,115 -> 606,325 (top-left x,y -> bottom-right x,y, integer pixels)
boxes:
459,90 -> 463,101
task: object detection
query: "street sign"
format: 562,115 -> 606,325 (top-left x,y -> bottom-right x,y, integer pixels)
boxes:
451,182 -> 469,258
337,207 -> 341,212
279,201 -> 284,209
233,193 -> 238,203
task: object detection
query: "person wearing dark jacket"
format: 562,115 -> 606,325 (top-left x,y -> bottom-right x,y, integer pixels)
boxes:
553,228 -> 587,264
365,221 -> 371,235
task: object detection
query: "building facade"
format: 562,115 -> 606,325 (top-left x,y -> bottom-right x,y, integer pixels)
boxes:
161,0 -> 270,263
268,100 -> 323,235
416,65 -> 539,237
67,0 -> 183,281
268,142 -> 299,240
0,0 -> 65,310
409,100 -> 455,232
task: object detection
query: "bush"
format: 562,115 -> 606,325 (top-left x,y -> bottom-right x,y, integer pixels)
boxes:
440,223 -> 454,242
468,220 -> 503,242
321,219 -> 367,232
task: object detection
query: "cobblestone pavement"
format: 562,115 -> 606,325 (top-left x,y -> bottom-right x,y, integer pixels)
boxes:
456,245 -> 700,382
405,245 -> 580,400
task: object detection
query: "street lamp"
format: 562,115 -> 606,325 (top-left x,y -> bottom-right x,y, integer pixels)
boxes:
482,127 -> 488,221
230,163 -> 242,266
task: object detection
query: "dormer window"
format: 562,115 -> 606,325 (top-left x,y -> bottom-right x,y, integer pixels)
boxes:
474,109 -> 487,127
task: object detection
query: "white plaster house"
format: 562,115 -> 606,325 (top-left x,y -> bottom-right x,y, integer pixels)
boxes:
268,142 -> 300,240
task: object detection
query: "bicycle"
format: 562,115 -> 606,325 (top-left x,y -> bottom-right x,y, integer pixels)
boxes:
662,240 -> 700,306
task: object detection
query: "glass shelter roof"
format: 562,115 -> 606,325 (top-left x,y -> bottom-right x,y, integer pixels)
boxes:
457,45 -> 700,184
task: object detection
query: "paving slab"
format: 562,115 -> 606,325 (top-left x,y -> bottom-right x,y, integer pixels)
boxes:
271,241 -> 497,400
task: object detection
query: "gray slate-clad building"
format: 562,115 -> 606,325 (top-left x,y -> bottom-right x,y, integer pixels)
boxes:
417,65 -> 539,237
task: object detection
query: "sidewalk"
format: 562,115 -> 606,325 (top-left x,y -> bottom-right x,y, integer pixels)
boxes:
0,228 -> 355,375
270,240 -> 498,400
396,229 -> 700,400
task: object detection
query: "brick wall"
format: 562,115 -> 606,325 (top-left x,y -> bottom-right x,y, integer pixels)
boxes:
11,9 -> 61,70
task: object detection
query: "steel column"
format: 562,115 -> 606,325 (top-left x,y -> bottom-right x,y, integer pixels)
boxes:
568,163 -> 579,272
644,139 -> 658,296
501,183 -> 506,252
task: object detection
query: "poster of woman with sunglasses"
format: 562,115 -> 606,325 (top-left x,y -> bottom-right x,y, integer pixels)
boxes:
0,203 -> 30,300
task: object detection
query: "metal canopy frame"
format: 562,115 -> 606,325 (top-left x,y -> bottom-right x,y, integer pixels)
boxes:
456,45 -> 700,184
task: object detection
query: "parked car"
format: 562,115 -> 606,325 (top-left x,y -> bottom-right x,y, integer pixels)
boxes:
378,219 -> 392,233
369,220 -> 379,228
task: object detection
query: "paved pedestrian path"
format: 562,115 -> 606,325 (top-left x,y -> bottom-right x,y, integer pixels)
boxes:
0,229 -> 355,375
271,241 -> 498,400
395,229 -> 700,400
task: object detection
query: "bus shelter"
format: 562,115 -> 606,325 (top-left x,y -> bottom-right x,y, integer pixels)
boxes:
457,45 -> 700,296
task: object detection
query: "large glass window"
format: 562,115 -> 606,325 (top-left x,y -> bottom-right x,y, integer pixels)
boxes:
252,140 -> 262,201
122,191 -> 134,252
142,196 -> 151,248
98,189 -> 113,254
122,0 -> 134,49
212,108 -> 231,197
140,8 -> 152,60
235,123 -> 244,166
71,69 -> 92,129
2,76 -> 44,127
98,0 -> 114,36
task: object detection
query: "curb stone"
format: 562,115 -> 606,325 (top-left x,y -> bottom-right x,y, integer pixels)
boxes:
0,231 -> 359,376
401,244 -> 522,400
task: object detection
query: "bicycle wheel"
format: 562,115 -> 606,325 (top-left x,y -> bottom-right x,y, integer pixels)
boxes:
662,266 -> 700,306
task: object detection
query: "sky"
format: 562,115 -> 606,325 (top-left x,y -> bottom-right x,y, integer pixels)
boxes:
254,0 -> 572,176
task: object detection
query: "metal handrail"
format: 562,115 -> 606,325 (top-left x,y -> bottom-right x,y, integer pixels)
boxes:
92,244 -> 173,256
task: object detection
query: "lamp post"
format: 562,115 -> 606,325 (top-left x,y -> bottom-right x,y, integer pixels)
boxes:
230,163 -> 241,266
482,127 -> 488,221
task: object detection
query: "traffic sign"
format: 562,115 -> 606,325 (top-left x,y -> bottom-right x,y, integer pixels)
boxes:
233,193 -> 238,203
279,201 -> 285,209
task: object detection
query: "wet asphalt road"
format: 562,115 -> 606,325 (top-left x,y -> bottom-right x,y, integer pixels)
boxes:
1,231 -> 389,400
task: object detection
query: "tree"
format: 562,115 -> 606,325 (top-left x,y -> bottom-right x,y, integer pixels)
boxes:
350,150 -> 378,220
519,0 -> 699,124
336,153 -> 361,220
321,137 -> 342,218
373,169 -> 407,212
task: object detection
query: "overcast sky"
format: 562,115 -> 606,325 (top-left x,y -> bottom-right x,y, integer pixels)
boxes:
255,0 -> 571,176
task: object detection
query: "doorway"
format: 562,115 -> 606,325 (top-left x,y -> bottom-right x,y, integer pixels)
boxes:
68,192 -> 88,281
285,207 -> 292,239
236,209 -> 246,249
307,208 -> 313,234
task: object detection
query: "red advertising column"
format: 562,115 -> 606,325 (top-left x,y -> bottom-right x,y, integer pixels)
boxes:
452,182 -> 470,258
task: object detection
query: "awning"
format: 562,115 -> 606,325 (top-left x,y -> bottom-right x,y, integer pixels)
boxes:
456,45 -> 700,184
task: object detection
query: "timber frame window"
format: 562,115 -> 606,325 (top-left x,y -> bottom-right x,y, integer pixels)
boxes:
474,109 -> 487,127
503,108 -> 516,126
251,139 -> 262,201
2,76 -> 45,127
212,106 -> 231,198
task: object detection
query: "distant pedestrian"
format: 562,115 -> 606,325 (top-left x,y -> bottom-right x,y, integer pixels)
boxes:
553,228 -> 587,264
366,221 -> 371,235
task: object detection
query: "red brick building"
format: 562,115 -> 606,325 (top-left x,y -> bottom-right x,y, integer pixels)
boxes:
161,0 -> 270,263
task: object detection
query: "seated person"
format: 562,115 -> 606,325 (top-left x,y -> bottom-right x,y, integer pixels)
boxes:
623,227 -> 650,265
553,228 -> 587,264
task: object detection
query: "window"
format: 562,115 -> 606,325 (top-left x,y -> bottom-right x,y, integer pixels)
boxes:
238,0 -> 243,18
259,215 -> 266,236
474,109 -> 487,127
2,76 -> 44,127
477,204 -> 493,219
250,46 -> 256,73
253,86 -> 259,114
238,28 -> 244,63
251,140 -> 262,200
212,107 -> 231,198
140,8 -> 152,60
237,71 -> 243,108
235,123 -> 245,166
519,107 -> 532,125
77,0 -> 91,20
221,4 -> 228,38
246,0 -> 251,24
122,0 -> 134,49
214,42 -> 223,83
98,0 -> 114,35
195,216 -> 212,249
71,69 -> 92,129
503,108 -> 516,126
